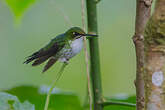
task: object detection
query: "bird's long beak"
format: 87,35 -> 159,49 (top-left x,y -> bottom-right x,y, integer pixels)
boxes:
75,33 -> 98,39
79,34 -> 98,38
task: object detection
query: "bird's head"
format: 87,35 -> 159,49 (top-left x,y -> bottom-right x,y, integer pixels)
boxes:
65,27 -> 97,40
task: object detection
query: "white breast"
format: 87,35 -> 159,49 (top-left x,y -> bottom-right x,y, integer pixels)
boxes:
71,37 -> 83,55
59,37 -> 83,63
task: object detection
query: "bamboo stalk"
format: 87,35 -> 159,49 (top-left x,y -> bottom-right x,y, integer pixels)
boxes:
86,0 -> 103,110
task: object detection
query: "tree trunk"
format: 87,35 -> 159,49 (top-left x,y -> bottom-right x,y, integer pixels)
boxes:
144,0 -> 165,109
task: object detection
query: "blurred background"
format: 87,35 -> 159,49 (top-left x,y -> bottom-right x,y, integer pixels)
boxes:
0,0 -> 136,103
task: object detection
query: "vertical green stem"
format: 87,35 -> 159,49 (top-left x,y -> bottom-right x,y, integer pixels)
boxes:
86,0 -> 103,110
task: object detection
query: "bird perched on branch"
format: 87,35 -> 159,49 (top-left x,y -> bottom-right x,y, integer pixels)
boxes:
24,27 -> 97,72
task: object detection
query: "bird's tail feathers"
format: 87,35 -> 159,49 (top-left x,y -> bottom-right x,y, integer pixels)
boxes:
42,58 -> 58,73
32,55 -> 50,66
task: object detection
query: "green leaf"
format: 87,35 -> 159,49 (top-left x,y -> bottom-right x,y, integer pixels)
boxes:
5,85 -> 83,110
5,0 -> 36,22
0,92 -> 35,110
104,94 -> 136,110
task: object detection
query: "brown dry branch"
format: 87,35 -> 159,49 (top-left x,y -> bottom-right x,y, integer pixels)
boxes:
81,0 -> 93,110
133,0 -> 152,110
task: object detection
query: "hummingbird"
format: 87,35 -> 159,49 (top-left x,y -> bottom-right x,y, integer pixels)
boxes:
24,27 -> 97,72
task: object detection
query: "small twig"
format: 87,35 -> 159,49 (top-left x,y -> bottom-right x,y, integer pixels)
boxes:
81,0 -> 93,110
44,63 -> 67,110
83,86 -> 90,108
50,0 -> 73,27
101,101 -> 136,107
55,5 -> 73,27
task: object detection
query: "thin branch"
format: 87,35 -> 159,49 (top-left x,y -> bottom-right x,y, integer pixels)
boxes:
55,5 -> 73,27
50,0 -> 73,27
81,0 -> 93,110
101,101 -> 136,107
44,63 -> 67,110
133,0 -> 152,109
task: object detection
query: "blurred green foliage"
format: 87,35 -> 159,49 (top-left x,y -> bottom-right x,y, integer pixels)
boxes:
0,0 -> 136,108
4,86 -> 135,110
0,92 -> 34,110
5,86 -> 83,110
5,0 -> 36,21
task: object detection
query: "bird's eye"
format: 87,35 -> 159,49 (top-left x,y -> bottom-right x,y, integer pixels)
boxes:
72,32 -> 78,36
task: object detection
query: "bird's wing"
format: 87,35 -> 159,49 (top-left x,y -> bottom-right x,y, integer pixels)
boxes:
24,34 -> 66,66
